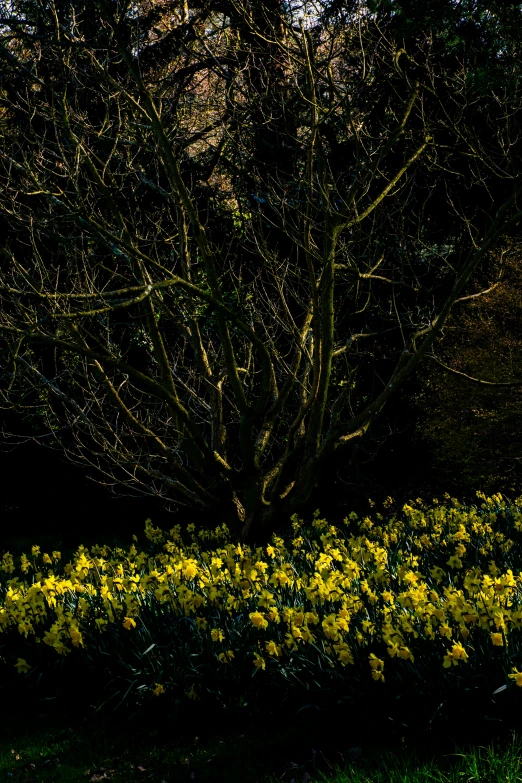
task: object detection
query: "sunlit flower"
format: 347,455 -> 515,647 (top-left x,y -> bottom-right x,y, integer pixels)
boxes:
253,653 -> 266,670
509,668 -> 522,687
369,653 -> 385,682
249,611 -> 268,630
265,640 -> 283,657
443,642 -> 469,668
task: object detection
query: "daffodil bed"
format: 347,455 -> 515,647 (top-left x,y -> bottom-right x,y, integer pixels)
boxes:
3,492 -> 522,727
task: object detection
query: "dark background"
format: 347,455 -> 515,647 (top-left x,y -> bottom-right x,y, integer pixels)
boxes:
0,390 -> 444,551
0,439 -> 172,551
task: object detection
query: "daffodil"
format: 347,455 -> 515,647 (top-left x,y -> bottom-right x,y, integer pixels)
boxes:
265,640 -> 283,657
253,653 -> 266,670
217,650 -> 235,663
249,611 -> 268,630
508,668 -> 522,687
447,555 -> 463,569
369,653 -> 385,681
443,642 -> 469,668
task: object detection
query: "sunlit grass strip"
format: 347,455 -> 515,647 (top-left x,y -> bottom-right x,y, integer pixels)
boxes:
3,492 -> 522,703
306,738 -> 522,783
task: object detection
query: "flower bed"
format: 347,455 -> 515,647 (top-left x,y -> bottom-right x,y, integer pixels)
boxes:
3,492 -> 522,725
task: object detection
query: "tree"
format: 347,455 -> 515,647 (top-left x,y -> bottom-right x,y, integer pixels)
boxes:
0,0 -> 521,542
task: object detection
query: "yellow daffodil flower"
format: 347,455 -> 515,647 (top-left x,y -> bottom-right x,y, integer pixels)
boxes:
14,658 -> 31,674
508,668 -> 522,687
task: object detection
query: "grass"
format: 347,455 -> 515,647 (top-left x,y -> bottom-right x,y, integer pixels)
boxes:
0,707 -> 333,783
2,704 -> 522,783
314,741 -> 522,782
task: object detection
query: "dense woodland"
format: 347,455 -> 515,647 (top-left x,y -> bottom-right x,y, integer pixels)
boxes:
1,0 -> 522,545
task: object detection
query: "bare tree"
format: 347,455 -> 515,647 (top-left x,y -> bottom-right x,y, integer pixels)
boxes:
1,0 -> 521,541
